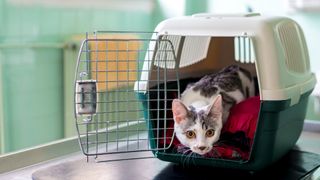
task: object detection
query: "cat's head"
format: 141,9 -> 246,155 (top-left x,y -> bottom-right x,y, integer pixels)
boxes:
172,95 -> 223,155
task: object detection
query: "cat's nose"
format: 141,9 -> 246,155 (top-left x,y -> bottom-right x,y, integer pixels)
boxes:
198,146 -> 207,151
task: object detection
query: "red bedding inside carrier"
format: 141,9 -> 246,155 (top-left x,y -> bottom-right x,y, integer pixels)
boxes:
157,95 -> 260,160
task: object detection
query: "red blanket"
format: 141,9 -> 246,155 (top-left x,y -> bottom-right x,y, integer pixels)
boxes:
160,96 -> 260,160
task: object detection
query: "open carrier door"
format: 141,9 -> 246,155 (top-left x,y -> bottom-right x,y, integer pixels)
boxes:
74,31 -> 180,161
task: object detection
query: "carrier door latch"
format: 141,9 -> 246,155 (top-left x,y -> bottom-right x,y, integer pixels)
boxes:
75,80 -> 97,115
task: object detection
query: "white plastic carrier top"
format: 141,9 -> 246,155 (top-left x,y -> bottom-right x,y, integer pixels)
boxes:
135,13 -> 317,106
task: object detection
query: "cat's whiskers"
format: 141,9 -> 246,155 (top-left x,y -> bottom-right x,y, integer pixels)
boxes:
186,151 -> 194,166
183,149 -> 192,155
181,148 -> 192,167
182,153 -> 189,166
182,154 -> 189,167
190,152 -> 197,165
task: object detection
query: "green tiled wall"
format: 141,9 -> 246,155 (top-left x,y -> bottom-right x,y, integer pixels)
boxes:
1,0 -> 318,155
1,47 -> 64,152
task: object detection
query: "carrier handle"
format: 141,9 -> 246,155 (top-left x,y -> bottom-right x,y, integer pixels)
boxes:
192,13 -> 261,18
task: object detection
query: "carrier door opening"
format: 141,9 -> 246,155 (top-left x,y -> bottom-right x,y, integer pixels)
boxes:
148,35 -> 260,163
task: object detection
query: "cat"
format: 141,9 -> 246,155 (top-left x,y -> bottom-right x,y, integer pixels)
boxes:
172,65 -> 255,155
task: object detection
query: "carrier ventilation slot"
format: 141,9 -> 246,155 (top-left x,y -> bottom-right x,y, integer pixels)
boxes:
153,35 -> 178,69
154,35 -> 210,68
234,36 -> 256,63
277,21 -> 309,73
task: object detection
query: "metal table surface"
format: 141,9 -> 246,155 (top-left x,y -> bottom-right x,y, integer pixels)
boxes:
29,148 -> 320,180
1,129 -> 320,180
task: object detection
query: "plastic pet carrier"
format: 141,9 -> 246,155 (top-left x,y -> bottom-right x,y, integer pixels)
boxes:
74,13 -> 317,171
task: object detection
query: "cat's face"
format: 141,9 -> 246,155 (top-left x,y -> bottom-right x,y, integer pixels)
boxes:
172,95 -> 223,155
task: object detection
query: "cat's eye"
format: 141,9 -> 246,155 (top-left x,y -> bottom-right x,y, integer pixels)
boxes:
206,129 -> 215,137
186,130 -> 196,139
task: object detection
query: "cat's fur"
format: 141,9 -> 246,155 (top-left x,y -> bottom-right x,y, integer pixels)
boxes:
172,65 -> 255,155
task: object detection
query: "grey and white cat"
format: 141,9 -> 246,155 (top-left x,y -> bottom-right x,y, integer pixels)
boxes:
172,65 -> 255,155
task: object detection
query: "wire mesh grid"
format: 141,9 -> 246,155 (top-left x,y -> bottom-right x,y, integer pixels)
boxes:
74,31 -> 180,161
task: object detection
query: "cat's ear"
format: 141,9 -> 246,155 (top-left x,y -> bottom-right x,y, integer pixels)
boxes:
172,99 -> 188,124
207,95 -> 223,117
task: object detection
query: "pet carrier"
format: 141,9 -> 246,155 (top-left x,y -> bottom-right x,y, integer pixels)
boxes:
74,13 -> 317,171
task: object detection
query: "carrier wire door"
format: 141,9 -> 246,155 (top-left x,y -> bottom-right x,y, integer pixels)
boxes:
74,31 -> 180,161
